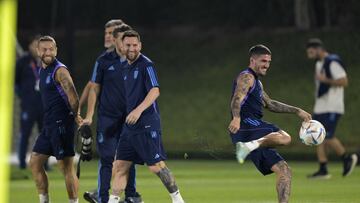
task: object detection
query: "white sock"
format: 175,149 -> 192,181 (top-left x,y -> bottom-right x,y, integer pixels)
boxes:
170,190 -> 185,203
69,198 -> 78,203
39,194 -> 49,203
108,195 -> 121,203
245,138 -> 264,151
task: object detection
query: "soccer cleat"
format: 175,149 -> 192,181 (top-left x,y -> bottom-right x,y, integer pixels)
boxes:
343,153 -> 358,177
83,190 -> 98,203
307,170 -> 331,179
236,142 -> 251,164
123,192 -> 144,203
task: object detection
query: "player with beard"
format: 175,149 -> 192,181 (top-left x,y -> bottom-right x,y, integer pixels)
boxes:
108,30 -> 185,203
229,45 -> 311,203
29,36 -> 82,203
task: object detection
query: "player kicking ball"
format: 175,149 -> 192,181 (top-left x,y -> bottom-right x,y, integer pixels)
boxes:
228,45 -> 311,203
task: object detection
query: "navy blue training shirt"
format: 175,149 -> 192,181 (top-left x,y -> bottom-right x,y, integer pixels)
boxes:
15,53 -> 42,110
39,59 -> 72,125
231,67 -> 263,119
91,50 -> 126,118
122,54 -> 161,133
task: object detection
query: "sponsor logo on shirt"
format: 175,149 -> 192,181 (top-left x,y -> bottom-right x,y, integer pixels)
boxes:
108,66 -> 115,71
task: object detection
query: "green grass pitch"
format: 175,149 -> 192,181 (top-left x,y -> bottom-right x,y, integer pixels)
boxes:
10,160 -> 360,203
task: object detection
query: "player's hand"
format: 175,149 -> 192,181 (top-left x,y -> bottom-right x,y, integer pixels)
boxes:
75,115 -> 83,126
297,109 -> 312,122
82,116 -> 93,126
126,109 -> 142,125
228,117 -> 241,134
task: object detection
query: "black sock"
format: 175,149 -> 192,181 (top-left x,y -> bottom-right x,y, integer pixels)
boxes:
341,153 -> 348,161
319,162 -> 327,172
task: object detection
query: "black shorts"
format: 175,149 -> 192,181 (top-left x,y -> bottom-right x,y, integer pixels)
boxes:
230,118 -> 284,175
116,131 -> 167,165
33,116 -> 75,160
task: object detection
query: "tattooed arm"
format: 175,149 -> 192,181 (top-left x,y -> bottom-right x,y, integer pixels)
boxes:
261,88 -> 311,121
228,73 -> 255,134
55,67 -> 82,124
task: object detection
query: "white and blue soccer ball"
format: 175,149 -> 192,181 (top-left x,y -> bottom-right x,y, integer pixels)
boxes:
299,120 -> 326,146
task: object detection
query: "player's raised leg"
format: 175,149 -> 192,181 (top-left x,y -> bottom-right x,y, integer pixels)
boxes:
236,130 -> 291,163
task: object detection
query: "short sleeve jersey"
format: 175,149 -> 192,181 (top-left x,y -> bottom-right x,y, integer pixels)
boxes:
122,54 -> 161,133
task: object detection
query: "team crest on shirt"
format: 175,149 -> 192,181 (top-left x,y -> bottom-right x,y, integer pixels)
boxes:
134,69 -> 139,79
46,74 -> 51,84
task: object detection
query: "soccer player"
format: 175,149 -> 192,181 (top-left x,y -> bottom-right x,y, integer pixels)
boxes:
15,35 -> 45,169
82,24 -> 143,203
29,36 -> 82,203
109,30 -> 185,203
306,38 -> 358,178
229,45 -> 311,203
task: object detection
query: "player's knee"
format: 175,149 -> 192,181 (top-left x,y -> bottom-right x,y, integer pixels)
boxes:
148,161 -> 166,173
279,131 -> 291,146
113,161 -> 130,176
280,163 -> 292,179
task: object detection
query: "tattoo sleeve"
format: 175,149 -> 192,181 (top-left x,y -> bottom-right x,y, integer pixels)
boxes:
231,73 -> 254,118
56,67 -> 80,115
262,90 -> 300,114
156,167 -> 178,193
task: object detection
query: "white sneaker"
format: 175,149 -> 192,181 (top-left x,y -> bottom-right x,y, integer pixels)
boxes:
236,142 -> 251,164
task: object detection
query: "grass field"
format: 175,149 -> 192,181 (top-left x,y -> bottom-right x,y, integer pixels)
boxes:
10,160 -> 360,203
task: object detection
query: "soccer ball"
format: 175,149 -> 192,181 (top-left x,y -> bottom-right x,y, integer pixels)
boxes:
299,120 -> 326,146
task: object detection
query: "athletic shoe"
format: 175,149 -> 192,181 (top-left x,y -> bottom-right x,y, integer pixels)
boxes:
83,190 -> 98,203
123,192 -> 144,203
236,142 -> 251,164
343,153 -> 358,177
307,170 -> 331,179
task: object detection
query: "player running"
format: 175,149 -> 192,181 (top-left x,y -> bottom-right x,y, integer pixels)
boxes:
228,45 -> 311,203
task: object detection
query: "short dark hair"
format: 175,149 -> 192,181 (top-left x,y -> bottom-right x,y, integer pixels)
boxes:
28,34 -> 41,44
38,35 -> 56,46
122,30 -> 141,42
112,24 -> 133,38
306,38 -> 324,49
249,44 -> 271,57
104,19 -> 124,28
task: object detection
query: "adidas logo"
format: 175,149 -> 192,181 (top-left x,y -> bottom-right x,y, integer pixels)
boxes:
108,66 -> 115,71
154,154 -> 160,159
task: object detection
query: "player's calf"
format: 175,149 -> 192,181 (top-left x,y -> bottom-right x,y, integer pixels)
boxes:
148,161 -> 185,203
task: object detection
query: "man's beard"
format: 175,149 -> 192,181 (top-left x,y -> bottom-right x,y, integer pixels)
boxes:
126,52 -> 139,62
41,55 -> 55,65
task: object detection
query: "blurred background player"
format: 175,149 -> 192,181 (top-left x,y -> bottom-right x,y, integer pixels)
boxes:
228,45 -> 311,203
29,36 -> 82,203
15,35 -> 49,170
79,19 -> 124,113
81,23 -> 143,203
109,30 -> 185,203
306,38 -> 358,179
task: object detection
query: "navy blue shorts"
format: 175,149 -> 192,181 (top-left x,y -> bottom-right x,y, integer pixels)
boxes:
33,116 -> 75,160
313,113 -> 341,139
96,115 -> 124,158
116,131 -> 167,165
230,118 -> 284,175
